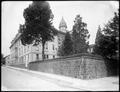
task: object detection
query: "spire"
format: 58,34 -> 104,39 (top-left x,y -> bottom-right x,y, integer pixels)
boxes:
59,17 -> 67,33
59,17 -> 67,29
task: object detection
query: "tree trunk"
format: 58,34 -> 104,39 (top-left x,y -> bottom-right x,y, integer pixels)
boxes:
42,42 -> 45,61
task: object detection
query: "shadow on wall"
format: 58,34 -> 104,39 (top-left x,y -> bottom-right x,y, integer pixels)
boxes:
104,58 -> 119,76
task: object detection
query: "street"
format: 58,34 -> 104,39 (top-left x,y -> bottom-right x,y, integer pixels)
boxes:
1,66 -> 85,91
2,1 -> 119,91
2,65 -> 119,91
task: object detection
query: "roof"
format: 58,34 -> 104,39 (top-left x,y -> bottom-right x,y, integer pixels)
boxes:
10,28 -> 66,48
5,55 -> 10,58
59,17 -> 67,28
10,33 -> 21,48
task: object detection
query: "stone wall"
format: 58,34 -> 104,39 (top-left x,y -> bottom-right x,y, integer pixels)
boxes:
28,53 -> 107,79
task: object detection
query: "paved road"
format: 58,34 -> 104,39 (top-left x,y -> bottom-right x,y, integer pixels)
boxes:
2,66 -> 85,91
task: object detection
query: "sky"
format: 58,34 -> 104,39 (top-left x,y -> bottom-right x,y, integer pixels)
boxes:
2,1 -> 119,56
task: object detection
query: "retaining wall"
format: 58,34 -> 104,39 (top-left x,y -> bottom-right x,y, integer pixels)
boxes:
28,53 -> 107,79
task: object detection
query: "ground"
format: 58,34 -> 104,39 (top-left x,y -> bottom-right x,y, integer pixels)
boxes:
2,65 -> 119,91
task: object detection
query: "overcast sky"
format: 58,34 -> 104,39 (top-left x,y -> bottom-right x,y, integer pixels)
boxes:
2,1 -> 119,56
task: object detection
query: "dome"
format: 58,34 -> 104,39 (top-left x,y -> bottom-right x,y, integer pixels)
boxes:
59,17 -> 67,28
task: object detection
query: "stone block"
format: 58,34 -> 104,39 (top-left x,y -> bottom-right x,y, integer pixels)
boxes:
28,53 -> 107,79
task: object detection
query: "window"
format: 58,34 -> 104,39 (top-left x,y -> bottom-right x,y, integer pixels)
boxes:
35,46 -> 39,51
58,42 -> 61,45
52,44 -> 55,50
19,48 -> 20,55
47,55 -> 49,59
28,54 -> 29,62
44,55 -> 48,59
21,47 -> 23,55
27,46 -> 29,52
46,43 -> 48,49
58,37 -> 61,41
53,55 -> 55,59
36,54 -> 39,60
24,56 -> 26,62
19,40 -> 21,45
24,47 -> 26,53
21,57 -> 23,63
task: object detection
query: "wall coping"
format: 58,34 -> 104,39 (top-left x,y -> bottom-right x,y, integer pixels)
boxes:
29,53 -> 104,64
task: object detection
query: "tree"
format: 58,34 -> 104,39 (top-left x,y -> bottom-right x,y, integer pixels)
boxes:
20,1 -> 57,60
72,15 -> 90,54
93,10 -> 119,75
94,10 -> 119,60
93,25 -> 104,55
58,32 -> 73,56
1,54 -> 5,65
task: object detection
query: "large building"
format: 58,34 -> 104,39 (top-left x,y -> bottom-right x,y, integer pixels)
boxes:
4,55 -> 10,65
8,17 -> 67,67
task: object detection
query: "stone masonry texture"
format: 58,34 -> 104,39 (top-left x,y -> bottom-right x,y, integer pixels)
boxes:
28,53 -> 107,79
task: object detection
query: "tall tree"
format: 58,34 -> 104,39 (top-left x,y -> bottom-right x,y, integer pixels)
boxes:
93,10 -> 119,75
58,32 -> 73,56
94,10 -> 119,60
20,1 -> 57,60
72,15 -> 90,54
93,25 -> 103,55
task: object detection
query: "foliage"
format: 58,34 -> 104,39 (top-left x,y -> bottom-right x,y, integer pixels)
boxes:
1,54 -> 5,65
93,10 -> 119,75
93,26 -> 104,55
58,32 -> 73,56
20,1 -> 57,60
72,15 -> 90,54
93,10 -> 119,61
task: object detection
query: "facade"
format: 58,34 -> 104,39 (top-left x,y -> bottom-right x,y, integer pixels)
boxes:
5,55 -> 10,65
87,44 -> 94,53
9,17 -> 67,67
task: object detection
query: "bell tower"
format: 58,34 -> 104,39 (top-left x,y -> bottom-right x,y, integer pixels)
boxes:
59,17 -> 67,33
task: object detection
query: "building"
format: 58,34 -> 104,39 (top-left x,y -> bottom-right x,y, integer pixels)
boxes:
5,55 -> 10,65
87,44 -> 94,53
9,17 -> 67,67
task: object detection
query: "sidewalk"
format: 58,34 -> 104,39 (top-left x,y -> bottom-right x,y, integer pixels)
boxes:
6,65 -> 119,91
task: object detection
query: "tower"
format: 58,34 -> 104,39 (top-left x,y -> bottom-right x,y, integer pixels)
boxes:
59,17 -> 67,33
